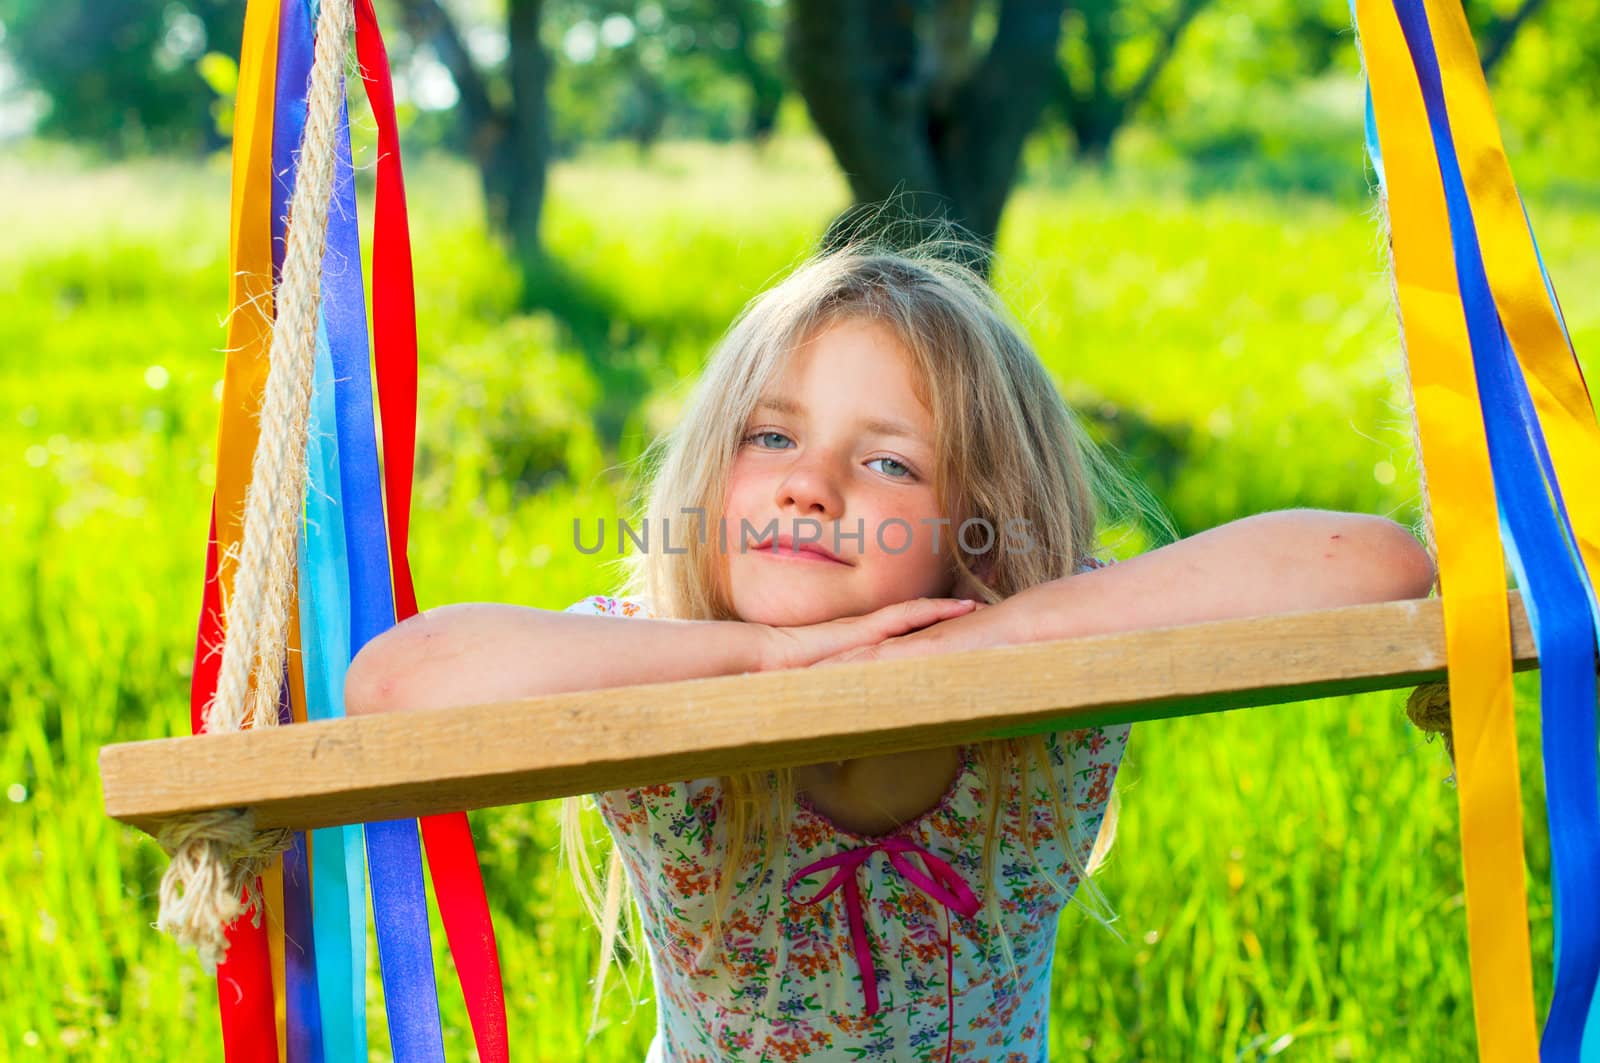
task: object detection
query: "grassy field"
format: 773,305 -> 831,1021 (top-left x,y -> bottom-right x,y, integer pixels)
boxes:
3,136 -> 1596,1060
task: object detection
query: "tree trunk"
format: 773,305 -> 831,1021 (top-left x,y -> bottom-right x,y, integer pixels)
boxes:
786,0 -> 1066,265
397,0 -> 548,271
747,83 -> 783,142
1070,113 -> 1120,163
501,0 -> 550,274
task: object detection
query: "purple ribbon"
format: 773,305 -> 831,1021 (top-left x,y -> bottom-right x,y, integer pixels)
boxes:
786,836 -> 980,1058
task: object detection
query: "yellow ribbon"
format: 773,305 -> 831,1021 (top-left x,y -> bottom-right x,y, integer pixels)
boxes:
1423,0 -> 1600,571
220,2 -> 289,1059
219,0 -> 278,593
1356,2 -> 1538,1059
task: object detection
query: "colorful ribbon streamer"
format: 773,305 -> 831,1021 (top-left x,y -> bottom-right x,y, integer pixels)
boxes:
302,295 -> 368,1063
197,0 -> 510,1059
270,5 -> 321,1056
1357,1 -> 1600,1058
351,1 -> 510,1056
296,8 -> 369,1055
1412,2 -> 1600,600
1389,4 -> 1600,1057
194,0 -> 283,1056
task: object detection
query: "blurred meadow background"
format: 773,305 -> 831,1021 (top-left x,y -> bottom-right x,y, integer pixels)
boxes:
4,0 -> 1600,1059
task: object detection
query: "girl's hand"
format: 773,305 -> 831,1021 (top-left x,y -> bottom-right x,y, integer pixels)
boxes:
758,598 -> 982,672
808,599 -> 1019,668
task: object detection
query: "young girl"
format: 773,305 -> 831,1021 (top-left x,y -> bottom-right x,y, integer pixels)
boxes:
346,243 -> 1436,1061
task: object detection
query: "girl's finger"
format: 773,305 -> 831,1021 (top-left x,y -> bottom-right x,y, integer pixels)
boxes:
897,601 -> 965,632
865,598 -> 975,642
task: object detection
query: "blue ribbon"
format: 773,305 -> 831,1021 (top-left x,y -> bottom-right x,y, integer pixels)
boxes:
281,828 -> 324,1063
299,101 -> 370,1063
318,76 -> 448,1063
300,309 -> 368,1062
322,104 -> 446,1063
1386,3 -> 1600,1057
271,3 -> 323,1058
279,0 -> 443,1056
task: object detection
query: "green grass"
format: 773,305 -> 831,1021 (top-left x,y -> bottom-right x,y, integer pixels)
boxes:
2,136 -> 1594,1060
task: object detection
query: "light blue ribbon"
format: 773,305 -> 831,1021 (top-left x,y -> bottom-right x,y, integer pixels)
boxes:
300,303 -> 367,1062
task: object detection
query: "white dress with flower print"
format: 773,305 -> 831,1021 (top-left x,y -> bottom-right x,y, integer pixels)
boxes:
563,592 -> 1132,1063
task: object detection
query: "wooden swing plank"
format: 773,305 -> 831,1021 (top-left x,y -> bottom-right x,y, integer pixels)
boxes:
101,593 -> 1535,835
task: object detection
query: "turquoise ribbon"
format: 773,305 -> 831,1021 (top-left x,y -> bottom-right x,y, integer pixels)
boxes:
300,303 -> 367,1063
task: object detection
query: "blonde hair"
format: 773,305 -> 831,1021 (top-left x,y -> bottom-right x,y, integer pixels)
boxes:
561,232 -> 1161,1032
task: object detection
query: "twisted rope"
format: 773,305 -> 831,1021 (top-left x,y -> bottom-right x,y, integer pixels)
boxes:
1406,681 -> 1456,782
156,0 -> 353,972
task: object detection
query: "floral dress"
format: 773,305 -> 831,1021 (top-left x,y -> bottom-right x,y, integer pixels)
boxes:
563,593 -> 1132,1063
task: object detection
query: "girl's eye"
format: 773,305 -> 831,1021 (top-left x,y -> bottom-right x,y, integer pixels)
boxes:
743,430 -> 917,481
867,457 -> 914,479
744,430 -> 792,449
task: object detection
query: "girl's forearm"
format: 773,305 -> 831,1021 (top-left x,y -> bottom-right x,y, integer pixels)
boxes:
345,604 -> 770,715
1008,509 -> 1438,642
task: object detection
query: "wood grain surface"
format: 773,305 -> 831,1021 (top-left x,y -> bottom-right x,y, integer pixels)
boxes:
101,593 -> 1535,834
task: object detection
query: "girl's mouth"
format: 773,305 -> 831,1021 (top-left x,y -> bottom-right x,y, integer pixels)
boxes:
754,540 -> 850,565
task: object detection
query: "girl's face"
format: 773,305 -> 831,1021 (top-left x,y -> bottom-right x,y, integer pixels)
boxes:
721,317 -> 966,627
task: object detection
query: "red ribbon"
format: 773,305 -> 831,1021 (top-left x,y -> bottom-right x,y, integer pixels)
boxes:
352,3 -> 508,1059
192,503 -> 279,1063
786,836 -> 980,1061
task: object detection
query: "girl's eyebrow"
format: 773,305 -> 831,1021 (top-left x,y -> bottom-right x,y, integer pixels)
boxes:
754,396 -> 926,444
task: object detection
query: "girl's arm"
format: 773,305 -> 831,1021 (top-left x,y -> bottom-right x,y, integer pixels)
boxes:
343,597 -> 978,716
812,510 -> 1437,666
343,604 -> 771,716
1010,508 -> 1437,643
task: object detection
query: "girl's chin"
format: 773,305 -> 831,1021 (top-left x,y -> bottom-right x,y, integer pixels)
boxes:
732,590 -> 857,628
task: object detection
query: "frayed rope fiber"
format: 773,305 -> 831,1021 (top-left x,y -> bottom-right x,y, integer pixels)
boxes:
156,811 -> 295,970
153,0 -> 352,973
1406,681 -> 1456,782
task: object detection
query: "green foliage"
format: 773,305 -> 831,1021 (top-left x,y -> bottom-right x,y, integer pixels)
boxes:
7,0 -> 1598,196
543,0 -> 786,152
1076,0 -> 1600,188
0,0 -> 244,153
4,139 -> 1596,1059
193,52 -> 239,141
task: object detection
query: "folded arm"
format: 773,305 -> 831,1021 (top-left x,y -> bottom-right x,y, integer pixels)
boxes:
344,594 -> 977,715
813,509 -> 1437,666
1013,508 -> 1438,642
344,604 -> 770,716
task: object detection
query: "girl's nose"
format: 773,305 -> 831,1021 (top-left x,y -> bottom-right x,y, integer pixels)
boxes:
775,457 -> 845,518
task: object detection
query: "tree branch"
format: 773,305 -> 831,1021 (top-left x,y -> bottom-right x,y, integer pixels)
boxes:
506,0 -> 547,141
938,0 -> 1067,242
1479,0 -> 1548,77
1054,49 -> 1087,131
393,0 -> 499,148
923,0 -> 979,114
716,0 -> 785,138
1121,0 -> 1209,120
786,0 -> 938,205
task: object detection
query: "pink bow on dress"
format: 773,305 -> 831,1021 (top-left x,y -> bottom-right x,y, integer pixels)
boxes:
786,835 -> 982,1059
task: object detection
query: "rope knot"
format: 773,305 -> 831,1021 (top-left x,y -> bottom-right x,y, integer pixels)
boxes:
1406,681 -> 1456,784
148,0 -> 353,972
155,810 -> 295,972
